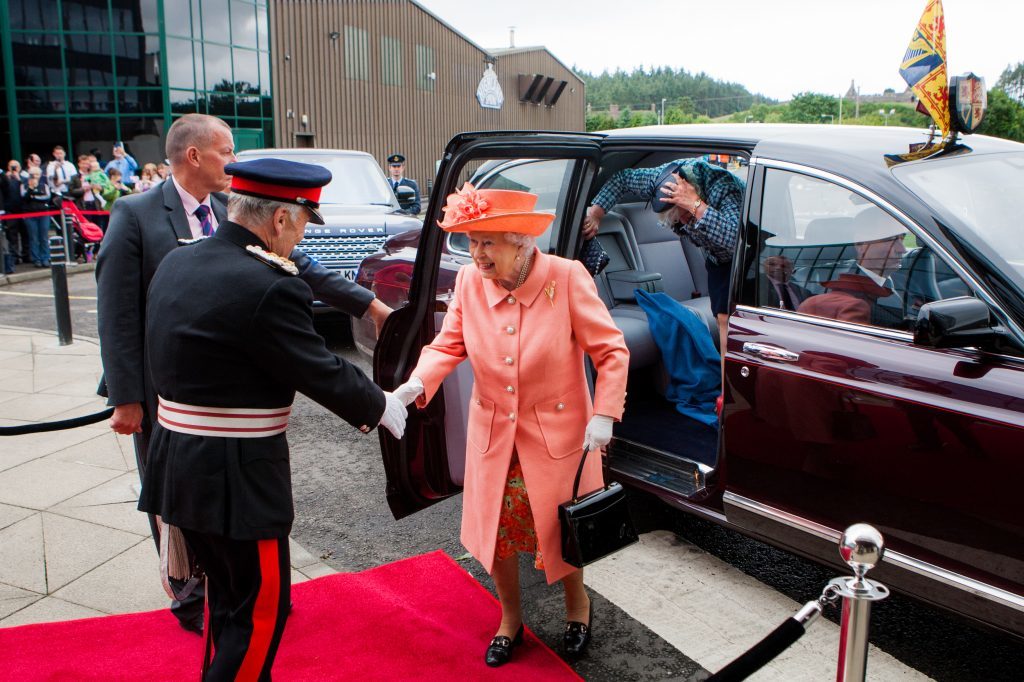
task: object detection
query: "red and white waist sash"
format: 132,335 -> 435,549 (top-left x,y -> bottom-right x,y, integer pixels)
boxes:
157,396 -> 292,438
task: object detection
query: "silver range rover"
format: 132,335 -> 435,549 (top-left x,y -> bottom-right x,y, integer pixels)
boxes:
236,148 -> 422,308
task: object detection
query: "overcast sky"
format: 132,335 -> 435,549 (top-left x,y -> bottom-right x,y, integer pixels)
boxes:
417,0 -> 1022,101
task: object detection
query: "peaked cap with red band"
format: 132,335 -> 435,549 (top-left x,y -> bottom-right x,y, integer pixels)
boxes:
225,158 -> 332,225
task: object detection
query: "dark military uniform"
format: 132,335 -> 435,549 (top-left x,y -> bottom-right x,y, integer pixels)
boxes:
141,219 -> 386,680
386,153 -> 421,215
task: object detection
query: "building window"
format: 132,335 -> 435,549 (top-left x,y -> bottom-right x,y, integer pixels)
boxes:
416,44 -> 434,92
345,25 -> 369,82
380,36 -> 402,87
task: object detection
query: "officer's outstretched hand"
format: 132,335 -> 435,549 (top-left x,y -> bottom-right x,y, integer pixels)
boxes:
379,391 -> 408,439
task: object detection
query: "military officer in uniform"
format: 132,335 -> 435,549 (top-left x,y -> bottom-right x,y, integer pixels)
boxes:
140,158 -> 407,681
97,114 -> 393,634
385,153 -> 421,215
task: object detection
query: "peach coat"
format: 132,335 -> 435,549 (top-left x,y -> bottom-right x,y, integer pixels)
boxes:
411,249 -> 629,583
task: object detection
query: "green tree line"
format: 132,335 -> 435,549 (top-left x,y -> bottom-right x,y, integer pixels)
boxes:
579,62 -> 1024,143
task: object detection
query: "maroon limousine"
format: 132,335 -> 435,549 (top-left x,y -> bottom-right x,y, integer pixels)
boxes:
356,120 -> 1024,639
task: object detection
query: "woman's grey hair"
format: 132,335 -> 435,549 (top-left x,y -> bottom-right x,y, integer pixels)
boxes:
657,205 -> 685,230
503,232 -> 535,248
165,114 -> 231,165
228,192 -> 304,226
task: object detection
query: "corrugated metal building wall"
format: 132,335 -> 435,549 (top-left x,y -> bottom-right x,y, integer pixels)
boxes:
269,0 -> 585,196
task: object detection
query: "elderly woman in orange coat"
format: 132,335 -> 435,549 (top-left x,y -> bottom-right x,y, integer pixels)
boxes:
394,184 -> 629,666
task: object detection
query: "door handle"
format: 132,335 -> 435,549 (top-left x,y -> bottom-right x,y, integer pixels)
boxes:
742,342 -> 800,363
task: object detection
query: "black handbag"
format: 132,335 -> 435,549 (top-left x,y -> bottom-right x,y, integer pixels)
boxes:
559,447 -> 639,568
579,237 -> 611,277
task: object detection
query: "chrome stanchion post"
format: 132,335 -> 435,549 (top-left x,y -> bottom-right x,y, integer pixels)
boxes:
829,524 -> 889,682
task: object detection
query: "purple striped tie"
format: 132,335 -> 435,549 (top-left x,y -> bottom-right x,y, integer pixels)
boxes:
195,204 -> 213,236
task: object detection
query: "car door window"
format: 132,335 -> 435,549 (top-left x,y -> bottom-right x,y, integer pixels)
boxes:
752,168 -> 974,331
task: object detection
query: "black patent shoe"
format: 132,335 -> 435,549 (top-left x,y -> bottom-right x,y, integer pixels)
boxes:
563,606 -> 592,658
485,624 -> 524,667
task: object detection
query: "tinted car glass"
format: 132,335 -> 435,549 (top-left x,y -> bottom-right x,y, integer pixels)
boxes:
756,167 -> 973,330
893,151 -> 1024,284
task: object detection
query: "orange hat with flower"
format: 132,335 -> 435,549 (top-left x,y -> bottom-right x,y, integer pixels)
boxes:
437,182 -> 555,236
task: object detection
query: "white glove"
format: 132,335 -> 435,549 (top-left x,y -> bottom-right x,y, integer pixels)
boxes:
583,414 -> 615,451
378,391 -> 408,439
393,376 -> 424,407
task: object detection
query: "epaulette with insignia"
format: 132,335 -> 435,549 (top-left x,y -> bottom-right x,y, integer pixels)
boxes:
246,244 -> 299,275
177,236 -> 207,246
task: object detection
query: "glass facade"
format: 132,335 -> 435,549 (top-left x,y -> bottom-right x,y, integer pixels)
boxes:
0,0 -> 272,166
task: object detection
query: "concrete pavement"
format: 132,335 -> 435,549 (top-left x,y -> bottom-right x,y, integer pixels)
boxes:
0,325 -> 336,629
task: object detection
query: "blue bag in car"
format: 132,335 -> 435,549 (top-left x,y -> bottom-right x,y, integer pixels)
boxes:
634,290 -> 720,426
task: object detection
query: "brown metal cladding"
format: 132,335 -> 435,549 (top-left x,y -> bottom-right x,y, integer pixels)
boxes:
269,0 -> 585,196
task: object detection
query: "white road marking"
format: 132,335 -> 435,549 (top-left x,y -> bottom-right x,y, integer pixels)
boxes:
585,530 -> 932,680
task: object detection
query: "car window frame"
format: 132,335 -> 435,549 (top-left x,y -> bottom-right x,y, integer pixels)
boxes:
739,158 -> 1024,358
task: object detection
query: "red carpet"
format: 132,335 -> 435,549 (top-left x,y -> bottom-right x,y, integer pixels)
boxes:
1,551 -> 581,681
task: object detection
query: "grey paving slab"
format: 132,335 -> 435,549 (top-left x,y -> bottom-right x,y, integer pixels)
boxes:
0,502 -> 35,532
44,376 -> 106,398
45,431 -> 132,473
0,334 -> 34,352
32,370 -> 104,395
0,595 -> 105,627
51,539 -> 169,615
4,353 -> 34,371
0,582 -> 43,620
50,473 -> 151,536
289,537 -> 321,569
0,389 -> 29,405
41,513 -> 142,592
0,514 -> 46,593
31,337 -> 100,356
0,392 -> 98,422
0,369 -> 33,393
0,456 -> 122,509
298,562 -> 337,580
0,349 -> 29,362
0,424 -> 106,472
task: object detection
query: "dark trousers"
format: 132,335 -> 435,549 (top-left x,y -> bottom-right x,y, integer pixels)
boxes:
133,419 -> 205,622
181,531 -> 291,682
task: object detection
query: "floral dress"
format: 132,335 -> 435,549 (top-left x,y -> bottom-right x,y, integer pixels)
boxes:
494,451 -> 544,570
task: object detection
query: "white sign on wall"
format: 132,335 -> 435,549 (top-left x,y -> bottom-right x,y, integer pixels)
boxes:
476,63 -> 504,110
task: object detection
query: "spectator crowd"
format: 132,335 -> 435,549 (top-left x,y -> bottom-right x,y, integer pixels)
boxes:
1,143 -> 169,273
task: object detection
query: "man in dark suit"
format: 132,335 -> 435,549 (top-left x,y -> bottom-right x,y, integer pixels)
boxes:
385,153 -> 421,215
96,114 -> 391,633
141,158 -> 406,680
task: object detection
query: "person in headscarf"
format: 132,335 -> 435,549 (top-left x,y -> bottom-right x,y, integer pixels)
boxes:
583,158 -> 746,352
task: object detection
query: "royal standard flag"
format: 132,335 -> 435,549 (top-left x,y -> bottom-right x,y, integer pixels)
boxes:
899,0 -> 950,135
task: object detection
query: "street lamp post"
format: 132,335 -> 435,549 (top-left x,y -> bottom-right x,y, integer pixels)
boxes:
821,114 -> 834,124
660,98 -> 666,125
879,108 -> 895,126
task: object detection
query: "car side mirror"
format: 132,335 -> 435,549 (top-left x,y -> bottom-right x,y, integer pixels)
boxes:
394,185 -> 417,210
913,296 -> 1005,350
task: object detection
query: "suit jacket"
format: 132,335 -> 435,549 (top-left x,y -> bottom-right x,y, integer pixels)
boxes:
96,179 -> 374,413
139,221 -> 386,539
411,252 -> 629,583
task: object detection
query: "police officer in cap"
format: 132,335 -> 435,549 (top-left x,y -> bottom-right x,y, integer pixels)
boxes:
386,153 -> 421,215
141,158 -> 407,680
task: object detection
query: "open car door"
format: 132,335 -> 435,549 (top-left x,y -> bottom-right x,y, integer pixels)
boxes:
374,131 -> 603,519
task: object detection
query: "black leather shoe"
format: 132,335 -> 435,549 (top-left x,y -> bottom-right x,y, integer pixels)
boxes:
484,624 -> 524,667
563,606 -> 592,658
177,614 -> 204,636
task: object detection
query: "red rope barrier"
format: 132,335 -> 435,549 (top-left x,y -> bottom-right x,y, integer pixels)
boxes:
0,208 -> 110,221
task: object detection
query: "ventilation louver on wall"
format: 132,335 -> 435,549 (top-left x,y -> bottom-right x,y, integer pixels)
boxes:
518,74 -> 569,106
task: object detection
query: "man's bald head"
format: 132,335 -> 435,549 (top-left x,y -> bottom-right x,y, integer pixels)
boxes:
165,114 -> 232,165
164,114 -> 235,196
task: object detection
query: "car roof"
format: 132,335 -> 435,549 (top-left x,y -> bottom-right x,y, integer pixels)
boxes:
600,123 -> 1022,171
237,148 -> 375,159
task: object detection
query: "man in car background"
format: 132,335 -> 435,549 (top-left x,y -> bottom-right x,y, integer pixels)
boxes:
386,152 -> 421,215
